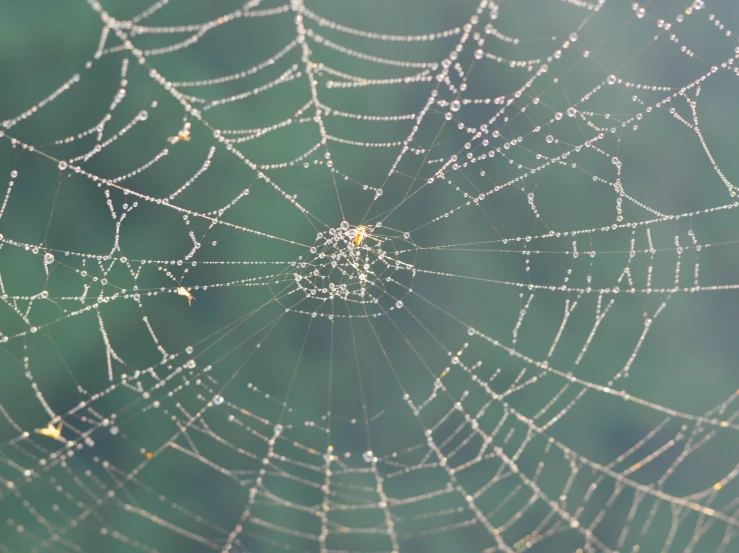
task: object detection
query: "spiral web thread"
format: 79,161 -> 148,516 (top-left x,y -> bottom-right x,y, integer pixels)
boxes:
1,0 -> 739,552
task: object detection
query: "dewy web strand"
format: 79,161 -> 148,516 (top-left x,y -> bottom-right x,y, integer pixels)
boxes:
1,1 -> 739,553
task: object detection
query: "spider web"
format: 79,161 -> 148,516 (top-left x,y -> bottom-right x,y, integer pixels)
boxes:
1,0 -> 739,552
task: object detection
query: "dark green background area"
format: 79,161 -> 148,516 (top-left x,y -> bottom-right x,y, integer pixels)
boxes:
1,1 -> 739,552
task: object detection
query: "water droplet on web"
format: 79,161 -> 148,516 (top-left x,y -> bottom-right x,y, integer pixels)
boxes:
467,327 -> 475,336
213,395 -> 224,405
403,232 -> 410,239
43,253 -> 54,264
450,100 -> 461,112
363,450 -> 374,463
569,32 -> 578,42
273,424 -> 283,436
607,74 -> 617,85
340,220 -> 349,230
395,300 -> 403,309
58,161 -> 67,171
545,135 -> 554,143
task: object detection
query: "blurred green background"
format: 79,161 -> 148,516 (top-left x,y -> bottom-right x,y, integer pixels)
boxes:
1,1 -> 739,552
